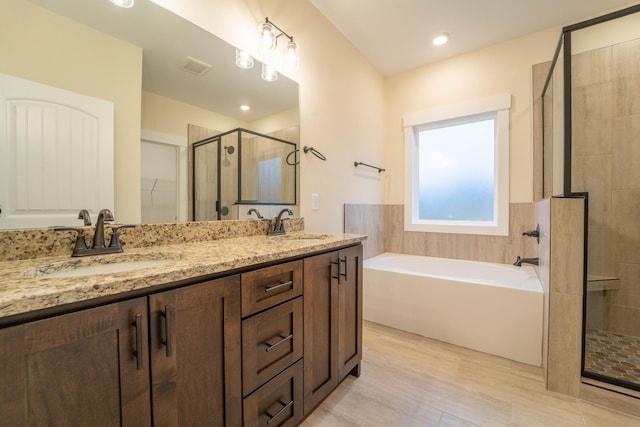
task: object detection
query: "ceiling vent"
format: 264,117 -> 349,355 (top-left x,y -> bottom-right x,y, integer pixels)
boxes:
180,56 -> 212,75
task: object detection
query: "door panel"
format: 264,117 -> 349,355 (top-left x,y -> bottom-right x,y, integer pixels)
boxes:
0,72 -> 114,229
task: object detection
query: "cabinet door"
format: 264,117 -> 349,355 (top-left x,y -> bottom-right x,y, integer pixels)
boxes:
303,251 -> 339,413
337,245 -> 363,380
149,275 -> 242,427
0,298 -> 151,427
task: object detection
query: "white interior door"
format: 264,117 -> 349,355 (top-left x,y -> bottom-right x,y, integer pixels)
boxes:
0,72 -> 114,229
141,129 -> 187,223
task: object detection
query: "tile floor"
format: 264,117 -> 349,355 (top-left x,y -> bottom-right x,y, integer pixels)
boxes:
301,321 -> 640,427
584,329 -> 640,386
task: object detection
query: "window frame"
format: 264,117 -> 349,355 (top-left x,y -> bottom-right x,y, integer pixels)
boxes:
403,94 -> 511,236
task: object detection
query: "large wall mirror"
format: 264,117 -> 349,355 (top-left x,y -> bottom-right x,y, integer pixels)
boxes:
0,0 -> 299,229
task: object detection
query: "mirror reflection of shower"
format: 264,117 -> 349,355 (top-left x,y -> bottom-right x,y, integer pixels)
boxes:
223,145 -> 234,166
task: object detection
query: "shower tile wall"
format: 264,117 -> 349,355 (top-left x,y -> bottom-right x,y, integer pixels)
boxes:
571,39 -> 640,336
344,203 -> 536,264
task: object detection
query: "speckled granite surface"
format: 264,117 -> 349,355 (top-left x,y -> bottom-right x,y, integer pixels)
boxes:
0,218 -> 304,262
0,231 -> 365,322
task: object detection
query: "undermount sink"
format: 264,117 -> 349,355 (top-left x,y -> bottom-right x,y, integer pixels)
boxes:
270,232 -> 332,240
37,259 -> 174,279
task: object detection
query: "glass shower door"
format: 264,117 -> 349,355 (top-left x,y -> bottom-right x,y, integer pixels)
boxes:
193,137 -> 219,221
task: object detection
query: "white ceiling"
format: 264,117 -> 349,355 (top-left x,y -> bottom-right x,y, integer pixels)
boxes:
310,0 -> 638,76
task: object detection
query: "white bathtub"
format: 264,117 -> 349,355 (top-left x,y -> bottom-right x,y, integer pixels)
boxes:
363,253 -> 543,366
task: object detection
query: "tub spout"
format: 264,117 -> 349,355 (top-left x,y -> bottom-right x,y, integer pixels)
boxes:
514,256 -> 539,267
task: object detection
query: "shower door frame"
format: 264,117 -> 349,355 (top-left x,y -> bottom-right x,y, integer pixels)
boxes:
542,3 -> 640,394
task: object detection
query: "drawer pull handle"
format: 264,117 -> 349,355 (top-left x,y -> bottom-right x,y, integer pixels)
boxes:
264,280 -> 293,293
133,313 -> 143,370
160,305 -> 174,357
265,334 -> 293,352
266,400 -> 294,425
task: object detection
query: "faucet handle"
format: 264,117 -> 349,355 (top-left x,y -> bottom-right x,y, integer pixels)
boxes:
51,227 -> 89,255
108,224 -> 136,249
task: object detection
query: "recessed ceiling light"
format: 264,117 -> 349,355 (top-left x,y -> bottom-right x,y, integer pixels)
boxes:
109,0 -> 134,8
433,33 -> 450,46
240,105 -> 250,111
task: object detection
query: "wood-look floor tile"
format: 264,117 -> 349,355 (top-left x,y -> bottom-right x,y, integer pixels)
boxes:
301,321 -> 640,427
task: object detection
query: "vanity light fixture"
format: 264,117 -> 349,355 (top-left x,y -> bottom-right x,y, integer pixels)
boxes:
109,0 -> 134,8
261,64 -> 278,82
432,33 -> 450,46
256,17 -> 298,79
235,49 -> 254,69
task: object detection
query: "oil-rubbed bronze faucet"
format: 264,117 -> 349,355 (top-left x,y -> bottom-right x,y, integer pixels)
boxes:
54,209 -> 135,257
269,208 -> 293,235
77,209 -> 92,226
247,208 -> 263,219
92,209 -> 114,249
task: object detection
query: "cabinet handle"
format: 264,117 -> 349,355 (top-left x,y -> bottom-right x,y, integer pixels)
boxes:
133,313 -> 143,370
265,334 -> 293,352
264,280 -> 293,293
340,255 -> 348,282
160,305 -> 174,357
332,256 -> 348,283
266,400 -> 294,425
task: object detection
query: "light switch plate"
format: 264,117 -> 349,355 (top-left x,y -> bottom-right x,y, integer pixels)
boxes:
311,193 -> 320,210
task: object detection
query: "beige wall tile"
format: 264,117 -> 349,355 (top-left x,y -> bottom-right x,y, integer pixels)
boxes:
344,204 -> 385,259
384,204 -> 404,253
613,77 -> 640,117
587,225 -> 614,277
548,292 -> 583,397
612,190 -> 640,264
551,198 -> 585,295
605,304 -> 640,336
572,46 -> 612,88
612,38 -> 640,82
612,115 -> 640,189
580,383 -> 640,419
571,154 -> 611,226
533,61 -> 552,100
572,83 -> 613,157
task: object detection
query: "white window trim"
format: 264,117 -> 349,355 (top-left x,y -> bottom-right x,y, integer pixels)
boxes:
403,94 -> 511,236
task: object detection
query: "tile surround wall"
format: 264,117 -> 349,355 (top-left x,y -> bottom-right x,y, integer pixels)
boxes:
570,39 -> 640,336
344,203 -> 537,264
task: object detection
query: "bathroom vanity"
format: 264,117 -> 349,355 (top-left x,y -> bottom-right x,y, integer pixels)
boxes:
0,227 -> 364,426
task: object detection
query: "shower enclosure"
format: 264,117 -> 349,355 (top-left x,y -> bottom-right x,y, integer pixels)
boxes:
542,4 -> 640,394
192,128 -> 297,221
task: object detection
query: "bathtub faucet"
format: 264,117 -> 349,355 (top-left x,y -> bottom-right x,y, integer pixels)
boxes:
513,256 -> 539,267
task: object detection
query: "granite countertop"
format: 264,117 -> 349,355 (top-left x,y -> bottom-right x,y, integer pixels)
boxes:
0,232 -> 365,322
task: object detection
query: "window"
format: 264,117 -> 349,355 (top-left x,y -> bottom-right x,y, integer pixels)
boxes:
403,94 -> 511,235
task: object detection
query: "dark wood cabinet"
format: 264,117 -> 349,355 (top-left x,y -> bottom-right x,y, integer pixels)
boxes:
303,245 -> 363,414
337,245 -> 363,380
149,275 -> 242,427
0,297 -> 151,427
0,243 -> 362,426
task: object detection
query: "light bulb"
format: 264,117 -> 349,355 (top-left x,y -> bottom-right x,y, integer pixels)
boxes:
109,0 -> 134,7
235,49 -> 254,69
259,22 -> 277,56
261,63 -> 278,82
285,40 -> 298,69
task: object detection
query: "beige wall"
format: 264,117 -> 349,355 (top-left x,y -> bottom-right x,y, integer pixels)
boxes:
1,0 -> 143,224
142,91 -> 247,137
151,0 -> 386,233
383,27 -> 560,205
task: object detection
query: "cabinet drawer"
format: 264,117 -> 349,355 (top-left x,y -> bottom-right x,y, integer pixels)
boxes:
242,297 -> 303,395
242,260 -> 302,317
243,360 -> 303,427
